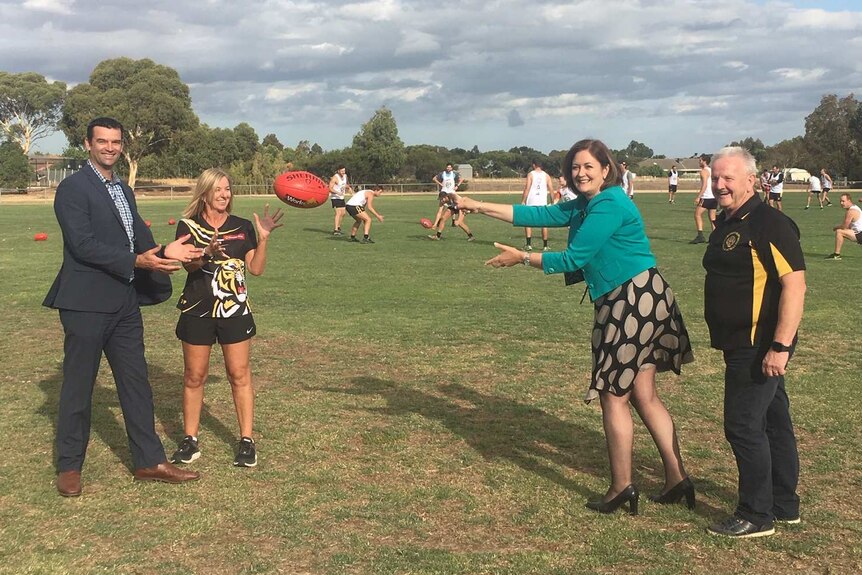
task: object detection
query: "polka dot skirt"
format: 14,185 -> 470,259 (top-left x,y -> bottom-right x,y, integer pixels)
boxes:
585,267 -> 694,403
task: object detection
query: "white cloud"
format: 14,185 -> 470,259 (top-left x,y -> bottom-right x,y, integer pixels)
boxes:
22,0 -> 73,14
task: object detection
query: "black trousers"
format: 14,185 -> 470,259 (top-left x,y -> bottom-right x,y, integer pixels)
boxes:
722,347 -> 800,525
56,286 -> 166,472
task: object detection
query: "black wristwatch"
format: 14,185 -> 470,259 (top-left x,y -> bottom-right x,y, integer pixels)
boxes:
770,341 -> 792,353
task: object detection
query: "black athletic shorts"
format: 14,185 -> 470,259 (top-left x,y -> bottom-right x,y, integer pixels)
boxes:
346,205 -> 365,218
699,198 -> 718,210
331,198 -> 346,208
769,192 -> 782,202
437,191 -> 449,201
809,189 -> 821,194
668,185 -> 677,193
856,231 -> 862,245
176,313 -> 256,345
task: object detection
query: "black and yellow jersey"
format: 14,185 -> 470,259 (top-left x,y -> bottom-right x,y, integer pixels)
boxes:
175,214 -> 257,318
703,195 -> 805,350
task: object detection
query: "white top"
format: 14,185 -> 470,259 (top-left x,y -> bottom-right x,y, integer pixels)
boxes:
701,167 -> 714,199
850,204 -> 862,234
559,186 -> 577,201
808,175 -> 821,192
525,169 -> 550,206
770,172 -> 784,195
669,170 -> 678,186
346,189 -> 368,207
329,173 -> 348,200
821,174 -> 832,189
440,170 -> 457,192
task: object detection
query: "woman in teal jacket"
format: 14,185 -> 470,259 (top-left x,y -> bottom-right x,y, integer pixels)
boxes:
457,139 -> 695,516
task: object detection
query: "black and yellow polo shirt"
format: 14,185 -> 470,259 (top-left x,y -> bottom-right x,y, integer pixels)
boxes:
702,195 -> 805,350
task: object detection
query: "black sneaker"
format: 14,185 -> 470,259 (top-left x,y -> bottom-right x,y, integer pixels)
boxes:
234,437 -> 257,467
707,515 -> 774,538
689,234 -> 706,244
170,435 -> 200,464
332,230 -> 343,236
825,253 -> 842,260
361,237 -> 375,244
348,237 -> 359,243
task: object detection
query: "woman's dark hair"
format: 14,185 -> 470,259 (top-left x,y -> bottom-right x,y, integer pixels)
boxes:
562,139 -> 622,193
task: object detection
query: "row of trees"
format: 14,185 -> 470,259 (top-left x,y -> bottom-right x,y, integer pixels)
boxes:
2,58 -> 862,189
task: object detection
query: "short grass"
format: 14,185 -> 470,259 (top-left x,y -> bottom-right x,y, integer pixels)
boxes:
1,191 -> 860,575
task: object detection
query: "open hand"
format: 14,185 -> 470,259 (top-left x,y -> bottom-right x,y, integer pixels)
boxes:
164,233 -> 204,263
253,204 -> 284,241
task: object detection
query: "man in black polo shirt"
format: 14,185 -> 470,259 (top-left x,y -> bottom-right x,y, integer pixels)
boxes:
702,147 -> 806,538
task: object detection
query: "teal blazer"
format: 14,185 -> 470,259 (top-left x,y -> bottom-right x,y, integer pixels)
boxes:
512,185 -> 656,299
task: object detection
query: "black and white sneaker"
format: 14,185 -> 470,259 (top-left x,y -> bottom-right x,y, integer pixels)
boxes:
170,435 -> 200,464
707,515 -> 774,538
234,437 -> 257,467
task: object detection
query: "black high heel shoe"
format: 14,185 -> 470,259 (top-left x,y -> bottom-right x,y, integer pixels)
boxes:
649,477 -> 695,510
585,484 -> 639,515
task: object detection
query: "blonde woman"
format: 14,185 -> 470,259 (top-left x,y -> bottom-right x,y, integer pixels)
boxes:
171,168 -> 283,467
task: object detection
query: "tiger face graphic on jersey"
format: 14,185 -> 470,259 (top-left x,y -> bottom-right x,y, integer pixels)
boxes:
211,258 -> 248,317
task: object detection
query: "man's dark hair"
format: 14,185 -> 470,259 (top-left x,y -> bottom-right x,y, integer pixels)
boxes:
700,154 -> 711,165
562,139 -> 622,192
86,117 -> 124,142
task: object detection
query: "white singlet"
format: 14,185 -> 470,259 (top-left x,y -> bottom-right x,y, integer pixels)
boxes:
669,170 -> 678,186
346,189 -> 368,207
809,175 -> 821,192
525,170 -> 550,206
330,173 -> 348,200
849,205 -> 862,234
770,172 -> 784,195
440,170 -> 457,193
701,167 -> 714,200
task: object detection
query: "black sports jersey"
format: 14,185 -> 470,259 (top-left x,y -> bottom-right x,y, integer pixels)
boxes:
176,214 -> 257,318
702,195 -> 805,350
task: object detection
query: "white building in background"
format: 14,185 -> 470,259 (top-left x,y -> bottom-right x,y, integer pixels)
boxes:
785,168 -> 812,183
457,164 -> 473,180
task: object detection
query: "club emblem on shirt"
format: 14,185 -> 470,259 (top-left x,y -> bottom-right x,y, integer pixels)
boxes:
722,231 -> 741,251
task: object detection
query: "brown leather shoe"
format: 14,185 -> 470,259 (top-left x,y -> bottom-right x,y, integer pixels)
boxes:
134,461 -> 200,484
57,470 -> 82,497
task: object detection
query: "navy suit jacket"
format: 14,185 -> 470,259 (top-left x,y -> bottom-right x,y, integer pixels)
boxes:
43,166 -> 172,312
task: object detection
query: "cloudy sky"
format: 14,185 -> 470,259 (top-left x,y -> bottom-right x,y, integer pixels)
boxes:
2,0 -> 861,157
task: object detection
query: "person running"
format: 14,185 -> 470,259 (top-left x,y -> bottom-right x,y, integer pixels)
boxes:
668,165 -> 678,204
432,164 -> 462,228
804,173 -> 823,210
428,193 -> 475,241
690,155 -> 716,244
521,160 -> 553,251
825,193 -> 862,260
328,166 -> 353,236
768,165 -> 784,212
820,168 -> 834,207
346,185 -> 384,243
172,168 -> 283,468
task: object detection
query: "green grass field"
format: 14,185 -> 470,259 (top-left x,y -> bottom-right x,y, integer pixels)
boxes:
1,192 -> 860,574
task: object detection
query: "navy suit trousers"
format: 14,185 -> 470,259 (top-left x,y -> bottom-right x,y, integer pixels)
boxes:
56,285 -> 166,471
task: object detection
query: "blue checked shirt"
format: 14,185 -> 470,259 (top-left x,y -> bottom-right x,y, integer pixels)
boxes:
88,160 -> 134,252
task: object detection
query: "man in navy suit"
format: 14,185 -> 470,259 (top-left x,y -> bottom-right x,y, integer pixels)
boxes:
44,117 -> 204,496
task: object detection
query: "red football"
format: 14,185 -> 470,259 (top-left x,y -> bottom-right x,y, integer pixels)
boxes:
34,232 -> 48,241
273,171 -> 328,209
168,218 -> 176,225
420,218 -> 434,229
144,220 -> 151,227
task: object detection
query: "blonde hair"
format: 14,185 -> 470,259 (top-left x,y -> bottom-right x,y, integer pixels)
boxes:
182,168 -> 233,218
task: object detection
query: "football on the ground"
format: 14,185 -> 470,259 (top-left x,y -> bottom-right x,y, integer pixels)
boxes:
420,218 -> 434,229
34,232 -> 48,241
273,171 -> 328,208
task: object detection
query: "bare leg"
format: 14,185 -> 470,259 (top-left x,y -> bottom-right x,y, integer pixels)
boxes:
694,205 -> 705,232
599,390 -> 634,500
629,367 -> 687,491
181,343 -> 213,437
223,339 -> 253,438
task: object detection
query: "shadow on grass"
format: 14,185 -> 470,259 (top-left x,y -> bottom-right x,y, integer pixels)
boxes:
333,376 -> 607,499
37,362 -> 235,473
326,376 -> 735,518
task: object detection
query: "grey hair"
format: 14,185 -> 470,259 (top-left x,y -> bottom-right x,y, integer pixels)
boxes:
712,146 -> 757,176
